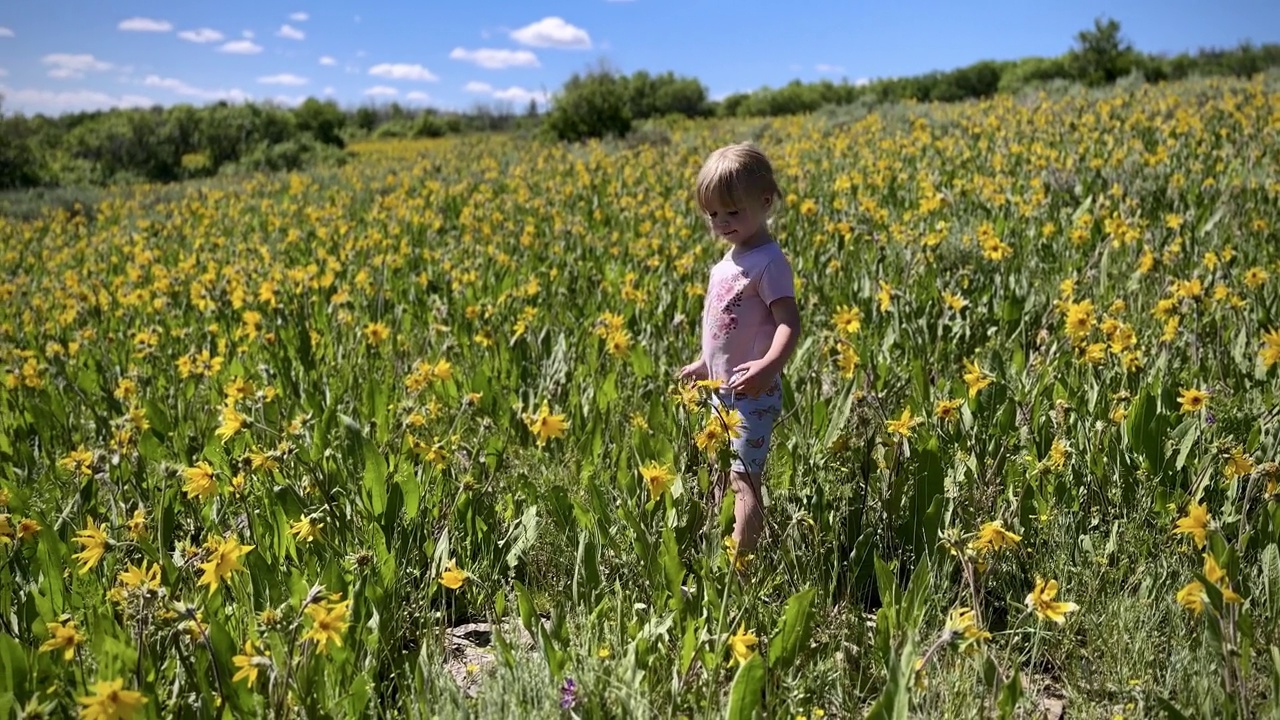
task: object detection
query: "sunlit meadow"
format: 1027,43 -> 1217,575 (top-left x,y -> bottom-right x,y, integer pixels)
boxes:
2,75 -> 1280,719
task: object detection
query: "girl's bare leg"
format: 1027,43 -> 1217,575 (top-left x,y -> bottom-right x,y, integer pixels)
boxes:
728,469 -> 764,553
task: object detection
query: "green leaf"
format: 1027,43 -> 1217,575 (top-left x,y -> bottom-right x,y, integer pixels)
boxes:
514,580 -> 536,639
1154,695 -> 1193,720
997,665 -> 1022,719
768,587 -> 816,674
1269,646 -> 1280,715
537,620 -> 566,679
1173,418 -> 1199,471
0,632 -> 28,706
36,528 -> 66,618
1260,544 -> 1280,617
362,437 -> 388,515
398,463 -> 420,520
865,635 -> 915,720
823,386 -> 856,450
874,556 -> 899,611
679,617 -> 698,676
726,653 -> 766,720
901,555 -> 932,628
659,525 -> 684,609
504,505 -> 540,570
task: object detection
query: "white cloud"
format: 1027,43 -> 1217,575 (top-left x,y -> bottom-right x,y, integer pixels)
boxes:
218,40 -> 263,54
178,28 -> 225,43
276,24 -> 305,41
364,85 -> 398,97
510,17 -> 591,49
143,75 -> 250,102
0,69 -> 8,77
854,77 -> 871,87
42,54 -> 113,80
258,73 -> 308,86
290,12 -> 310,22
369,63 -> 438,82
465,81 -> 547,106
449,47 -> 540,69
4,88 -> 154,113
405,90 -> 431,102
319,56 -> 337,66
243,30 -> 255,39
270,95 -> 306,106
815,63 -> 845,74
323,86 -> 335,95
0,27 -> 13,38
118,17 -> 172,32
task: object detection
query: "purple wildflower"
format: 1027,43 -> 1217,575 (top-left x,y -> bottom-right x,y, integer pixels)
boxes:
560,677 -> 577,710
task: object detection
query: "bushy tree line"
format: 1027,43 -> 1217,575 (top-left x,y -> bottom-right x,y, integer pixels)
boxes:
548,18 -> 1280,139
0,98 -> 352,189
711,21 -> 1280,122
2,17 -> 1277,188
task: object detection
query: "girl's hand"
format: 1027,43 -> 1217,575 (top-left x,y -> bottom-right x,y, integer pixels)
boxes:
728,359 -> 775,397
678,358 -> 708,383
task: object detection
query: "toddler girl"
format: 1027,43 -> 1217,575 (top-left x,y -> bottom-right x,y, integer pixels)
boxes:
679,142 -> 801,557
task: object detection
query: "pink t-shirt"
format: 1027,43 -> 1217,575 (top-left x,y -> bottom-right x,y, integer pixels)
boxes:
700,239 -> 796,385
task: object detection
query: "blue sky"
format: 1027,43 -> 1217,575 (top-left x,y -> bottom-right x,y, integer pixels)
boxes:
0,0 -> 1277,115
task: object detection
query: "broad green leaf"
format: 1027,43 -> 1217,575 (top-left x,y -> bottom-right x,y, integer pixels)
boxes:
865,635 -> 915,720
659,525 -> 684,609
362,437 -> 388,515
726,653 -> 766,720
768,587 -> 816,674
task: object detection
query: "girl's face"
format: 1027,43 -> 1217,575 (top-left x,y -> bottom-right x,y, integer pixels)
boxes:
703,195 -> 772,247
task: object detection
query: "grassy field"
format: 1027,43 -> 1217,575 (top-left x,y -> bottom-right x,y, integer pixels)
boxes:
2,75 -> 1280,719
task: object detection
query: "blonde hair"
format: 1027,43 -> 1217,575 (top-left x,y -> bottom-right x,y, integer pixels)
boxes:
695,143 -> 782,217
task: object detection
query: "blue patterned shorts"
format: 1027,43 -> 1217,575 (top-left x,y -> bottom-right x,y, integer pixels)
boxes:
708,380 -> 784,475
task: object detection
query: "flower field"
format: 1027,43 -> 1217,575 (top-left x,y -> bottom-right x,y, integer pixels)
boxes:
2,75 -> 1280,719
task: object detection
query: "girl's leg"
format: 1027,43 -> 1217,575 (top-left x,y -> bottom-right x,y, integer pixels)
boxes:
728,469 -> 764,553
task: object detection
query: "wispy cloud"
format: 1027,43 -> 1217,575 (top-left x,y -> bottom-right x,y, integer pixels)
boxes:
449,47 -> 540,69
276,24 -> 305,41
510,17 -> 591,49
465,81 -> 548,106
289,12 -> 310,22
4,88 -> 154,112
143,75 -> 249,102
0,69 -> 8,77
369,63 -> 438,82
0,27 -> 14,38
405,91 -> 431,103
218,40 -> 264,55
243,30 -> 255,39
43,53 -> 113,80
319,56 -> 337,66
815,63 -> 845,74
258,73 -> 309,86
363,85 -> 398,97
178,28 -> 225,44
118,17 -> 173,32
